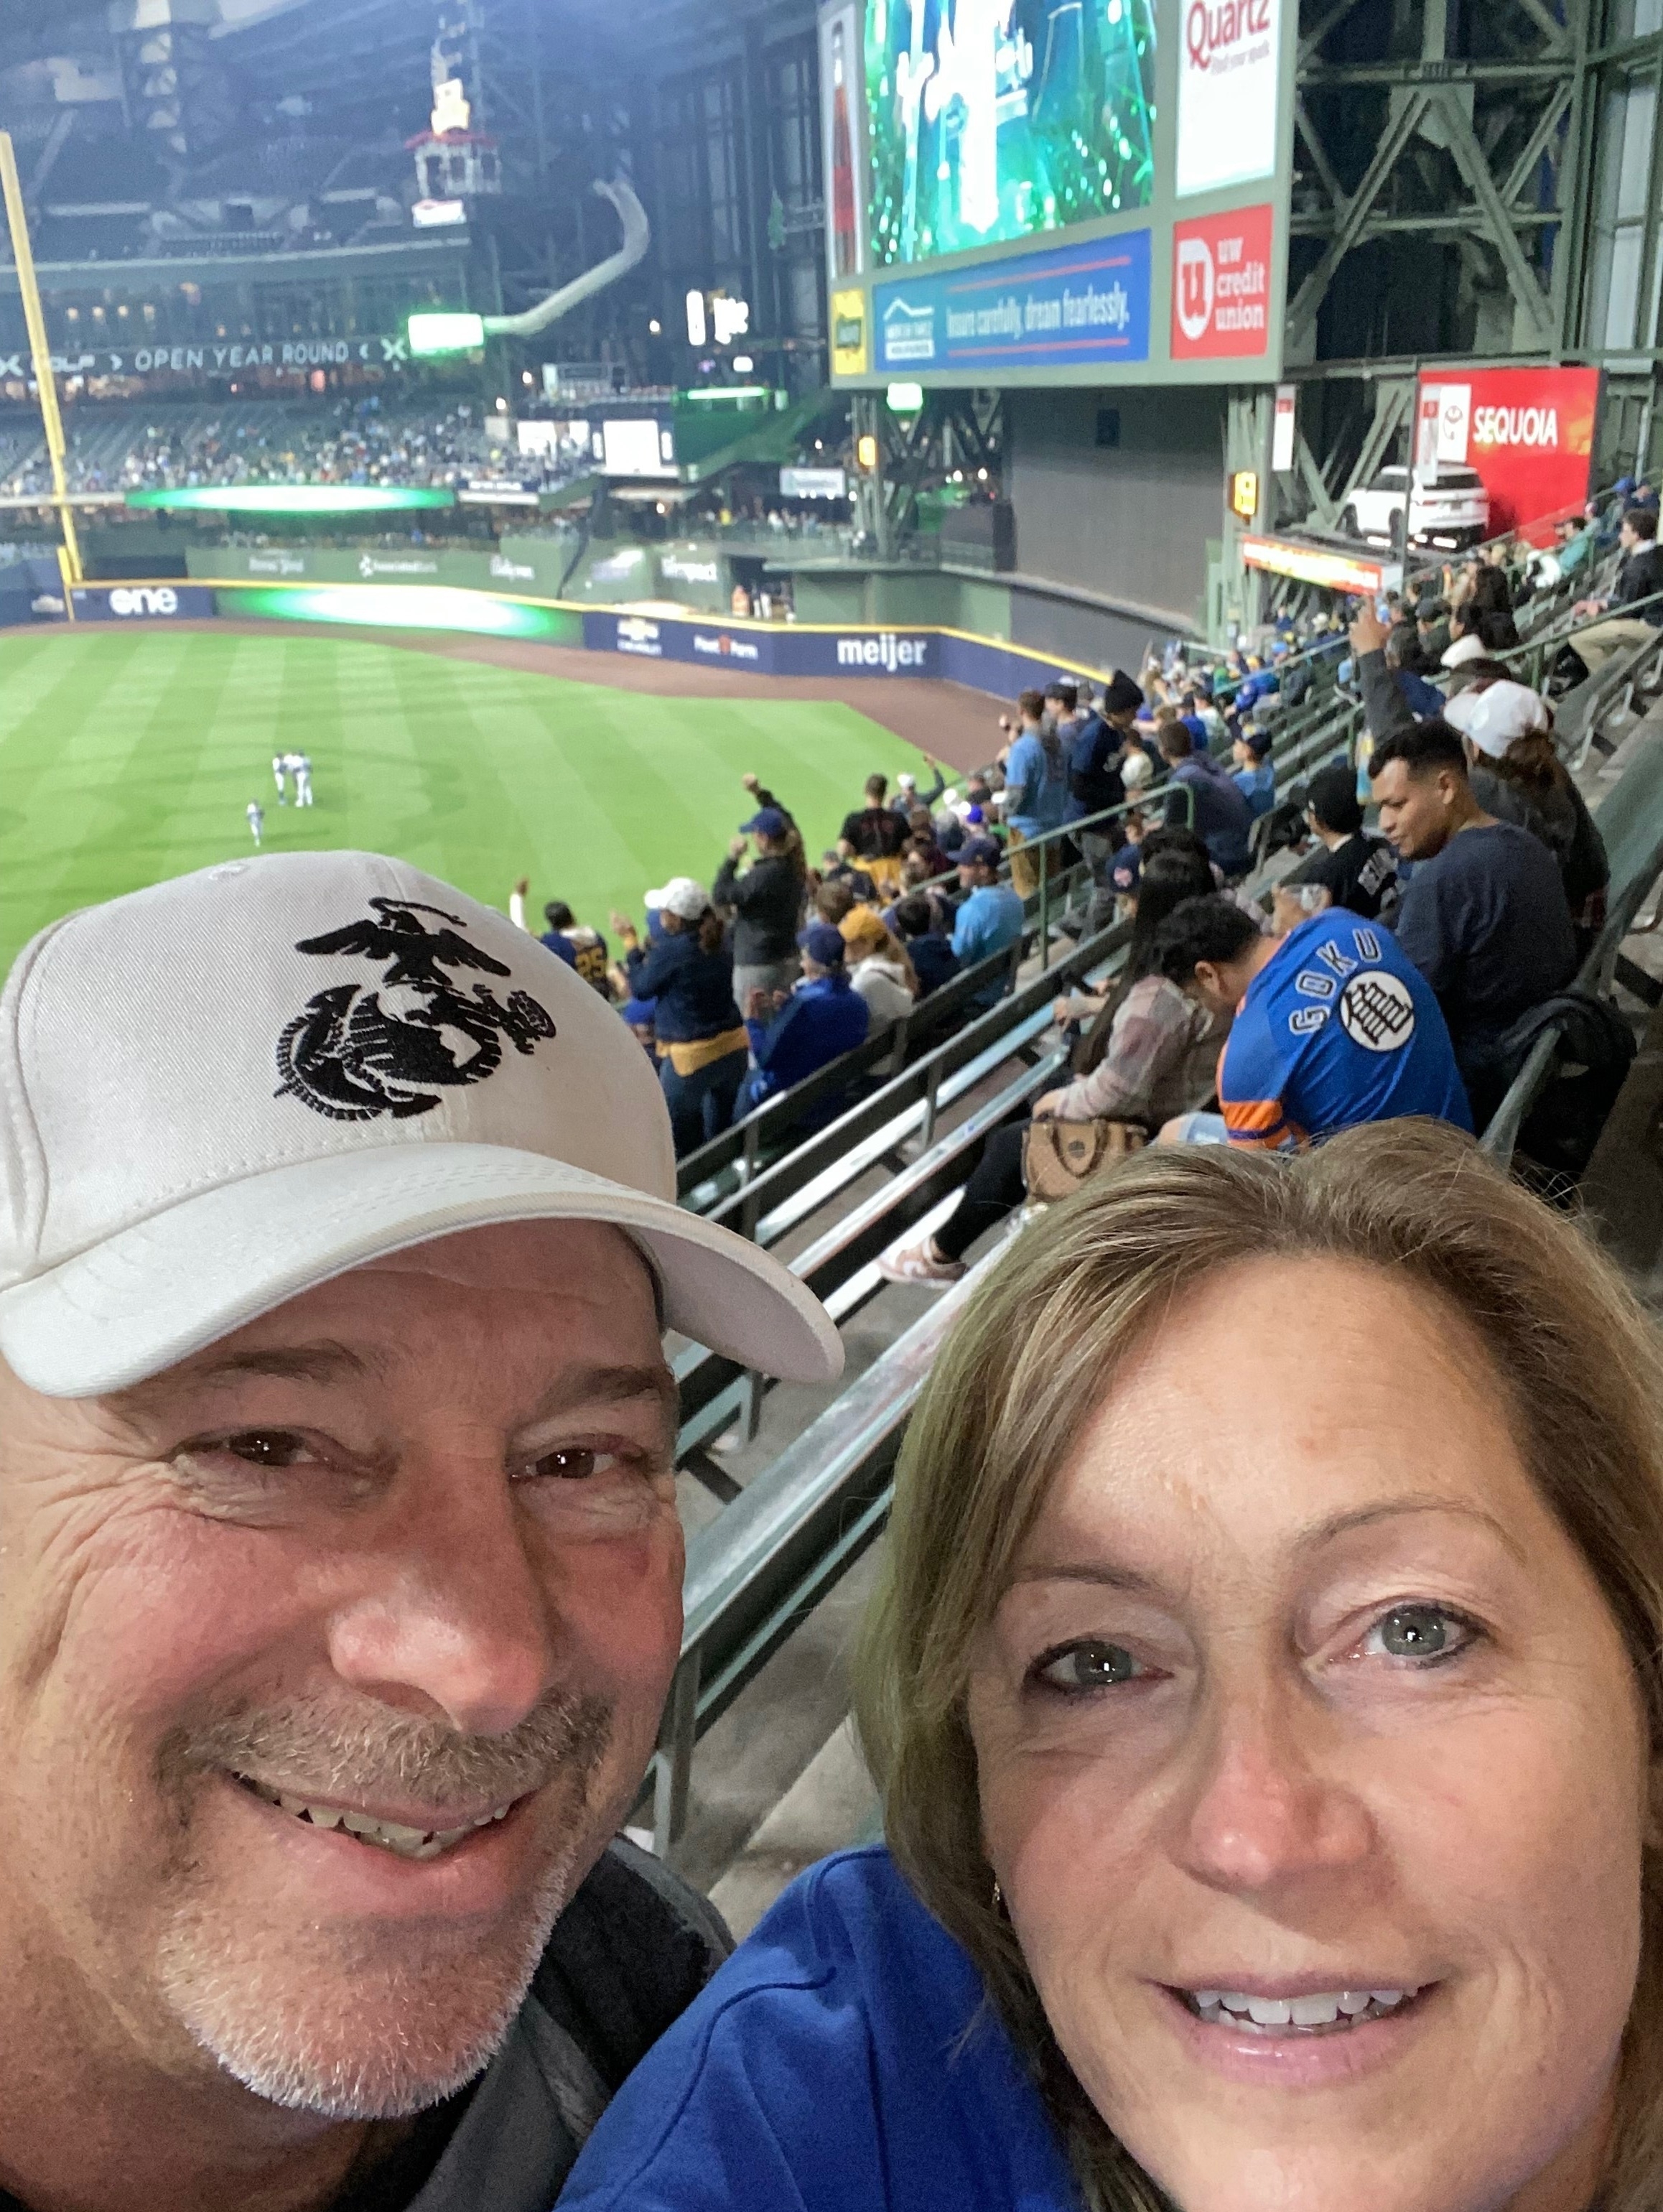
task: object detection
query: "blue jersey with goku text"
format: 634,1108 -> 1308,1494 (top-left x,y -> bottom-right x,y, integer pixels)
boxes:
1219,912 -> 1472,1150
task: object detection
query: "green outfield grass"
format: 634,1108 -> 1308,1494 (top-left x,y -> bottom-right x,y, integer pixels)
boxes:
0,626 -> 937,972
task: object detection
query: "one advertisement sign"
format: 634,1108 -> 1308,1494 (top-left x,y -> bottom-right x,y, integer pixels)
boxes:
1170,203 -> 1275,361
872,229 -> 1151,375
70,583 -> 218,621
1176,0 -> 1282,198
821,0 -> 867,284
1415,366 -> 1601,536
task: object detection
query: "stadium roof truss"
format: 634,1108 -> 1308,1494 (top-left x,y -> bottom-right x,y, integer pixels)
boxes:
1290,0 -> 1663,505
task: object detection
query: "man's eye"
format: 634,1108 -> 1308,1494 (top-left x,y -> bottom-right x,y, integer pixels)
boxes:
521,1447 -> 622,1483
1360,1603 -> 1476,1665
1033,1639 -> 1149,1693
217,1431 -> 312,1469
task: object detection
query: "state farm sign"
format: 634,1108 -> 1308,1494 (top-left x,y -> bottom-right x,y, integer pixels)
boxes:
1171,205 -> 1274,361
1177,0 -> 1282,198
1415,367 -> 1601,539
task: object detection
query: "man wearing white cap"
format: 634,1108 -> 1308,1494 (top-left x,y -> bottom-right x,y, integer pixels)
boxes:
0,851 -> 839,2212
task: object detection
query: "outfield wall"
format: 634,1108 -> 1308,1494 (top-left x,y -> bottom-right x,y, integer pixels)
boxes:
11,575 -> 1143,699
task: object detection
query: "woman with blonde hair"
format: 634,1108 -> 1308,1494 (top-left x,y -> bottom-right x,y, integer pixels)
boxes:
562,1120 -> 1663,2212
839,904 -> 918,1041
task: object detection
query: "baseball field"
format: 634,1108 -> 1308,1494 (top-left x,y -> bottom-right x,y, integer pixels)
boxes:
0,624 -> 942,972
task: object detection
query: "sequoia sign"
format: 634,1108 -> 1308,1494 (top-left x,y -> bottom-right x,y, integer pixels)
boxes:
1415,366 -> 1602,538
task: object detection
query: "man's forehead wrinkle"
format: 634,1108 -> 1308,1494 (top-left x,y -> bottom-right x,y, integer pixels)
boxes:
103,1338 -> 386,1419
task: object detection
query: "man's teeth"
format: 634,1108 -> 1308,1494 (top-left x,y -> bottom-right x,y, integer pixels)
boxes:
238,1777 -> 515,1860
1187,1987 -> 1419,2031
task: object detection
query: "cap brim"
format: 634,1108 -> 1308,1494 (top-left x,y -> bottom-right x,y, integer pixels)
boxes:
0,1143 -> 843,1398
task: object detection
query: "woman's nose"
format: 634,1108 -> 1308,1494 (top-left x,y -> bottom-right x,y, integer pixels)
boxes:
1169,1691 -> 1376,1898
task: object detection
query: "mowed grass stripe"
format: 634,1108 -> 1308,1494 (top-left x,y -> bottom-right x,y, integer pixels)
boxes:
0,628 -> 933,971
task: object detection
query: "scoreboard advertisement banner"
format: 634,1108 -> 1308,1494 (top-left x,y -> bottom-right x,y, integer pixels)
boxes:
873,230 -> 1151,374
825,0 -> 1293,389
1415,366 -> 1602,539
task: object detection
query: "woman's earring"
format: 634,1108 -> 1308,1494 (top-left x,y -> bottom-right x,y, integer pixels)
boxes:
991,1877 -> 1003,1910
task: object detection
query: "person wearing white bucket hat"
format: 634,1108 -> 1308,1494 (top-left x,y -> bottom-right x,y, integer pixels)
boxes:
0,850 -> 839,2212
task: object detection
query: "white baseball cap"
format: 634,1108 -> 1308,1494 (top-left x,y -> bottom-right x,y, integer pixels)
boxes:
0,852 -> 842,1397
1442,678 -> 1552,758
643,877 -> 709,922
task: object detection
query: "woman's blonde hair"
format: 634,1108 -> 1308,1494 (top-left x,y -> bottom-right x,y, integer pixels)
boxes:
852,1120 -> 1663,2211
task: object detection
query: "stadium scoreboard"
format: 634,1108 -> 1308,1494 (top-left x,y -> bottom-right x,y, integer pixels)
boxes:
821,0 -> 1295,389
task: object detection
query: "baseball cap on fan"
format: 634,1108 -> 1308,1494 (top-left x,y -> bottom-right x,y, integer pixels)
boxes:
0,852 -> 842,1397
643,876 -> 709,921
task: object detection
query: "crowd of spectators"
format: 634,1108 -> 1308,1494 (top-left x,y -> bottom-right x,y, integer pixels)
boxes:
0,399 -> 583,499
493,476 -> 1653,1201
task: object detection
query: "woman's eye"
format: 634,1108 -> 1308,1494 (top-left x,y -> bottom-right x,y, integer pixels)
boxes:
1034,1639 -> 1148,1693
1361,1604 -> 1474,1664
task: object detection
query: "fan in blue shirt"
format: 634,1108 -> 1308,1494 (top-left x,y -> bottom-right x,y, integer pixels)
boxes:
556,1847 -> 1080,2212
1155,896 -> 1472,1150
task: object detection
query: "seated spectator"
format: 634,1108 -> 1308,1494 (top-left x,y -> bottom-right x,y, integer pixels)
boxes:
1570,506 -> 1663,674
1417,595 -> 1453,662
839,773 -> 910,893
892,893 -> 960,996
1231,726 -> 1276,819
905,807 -> 951,878
949,835 -> 1024,1007
1354,605 -> 1608,945
735,923 -> 870,1116
1282,760 -> 1397,919
840,906 -> 918,1041
713,804 -> 806,1014
878,847 -> 1221,1283
1157,717 -> 1254,877
1443,679 -> 1608,942
1367,721 -> 1578,1120
1155,893 -> 1471,1147
1002,691 -> 1069,899
614,878 -> 750,1155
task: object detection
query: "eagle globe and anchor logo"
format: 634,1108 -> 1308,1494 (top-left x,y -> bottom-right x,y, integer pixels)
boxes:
276,896 -> 557,1121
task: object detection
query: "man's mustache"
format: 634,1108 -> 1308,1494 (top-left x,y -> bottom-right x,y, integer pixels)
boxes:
157,1686 -> 614,1818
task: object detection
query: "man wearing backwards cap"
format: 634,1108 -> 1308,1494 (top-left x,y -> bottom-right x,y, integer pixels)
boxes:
0,850 -> 840,2212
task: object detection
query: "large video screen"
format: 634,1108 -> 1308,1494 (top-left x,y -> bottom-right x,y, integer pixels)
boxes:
865,0 -> 1157,267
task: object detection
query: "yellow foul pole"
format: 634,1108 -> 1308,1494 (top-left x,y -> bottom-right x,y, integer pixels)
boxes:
0,131 -> 83,610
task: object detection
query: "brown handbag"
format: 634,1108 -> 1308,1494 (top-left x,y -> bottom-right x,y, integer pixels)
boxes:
1021,1116 -> 1147,1203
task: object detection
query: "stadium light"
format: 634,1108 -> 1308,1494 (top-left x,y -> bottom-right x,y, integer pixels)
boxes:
855,433 -> 880,471
126,486 -> 456,515
406,310 -> 487,356
680,385 -> 770,403
886,381 -> 925,414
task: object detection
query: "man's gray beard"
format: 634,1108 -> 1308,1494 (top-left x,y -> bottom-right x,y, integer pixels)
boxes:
151,1686 -> 612,2120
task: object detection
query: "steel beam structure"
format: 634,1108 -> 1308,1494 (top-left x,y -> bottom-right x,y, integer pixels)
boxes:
1286,0 -> 1663,517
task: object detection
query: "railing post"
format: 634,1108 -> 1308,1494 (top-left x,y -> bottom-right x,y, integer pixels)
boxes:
652,1650 -> 702,1861
920,1055 -> 941,1148
1038,839 -> 1051,972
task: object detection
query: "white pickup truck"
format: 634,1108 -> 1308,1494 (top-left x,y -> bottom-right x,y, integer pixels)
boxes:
1341,463 -> 1491,552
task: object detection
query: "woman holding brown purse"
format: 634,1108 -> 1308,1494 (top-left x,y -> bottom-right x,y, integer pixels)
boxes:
878,847 -> 1225,1285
